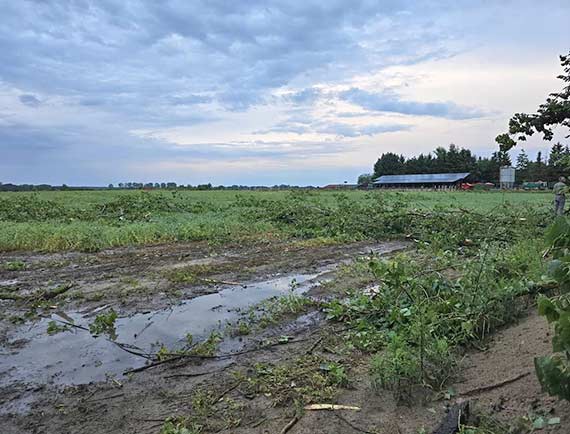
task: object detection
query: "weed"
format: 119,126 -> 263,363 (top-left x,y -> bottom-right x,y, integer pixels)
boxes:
3,260 -> 25,271
241,355 -> 347,406
119,276 -> 140,287
319,361 -> 348,386
89,309 -> 118,340
231,320 -> 251,336
326,235 -> 543,397
189,331 -> 222,357
160,417 -> 203,434
47,320 -> 69,335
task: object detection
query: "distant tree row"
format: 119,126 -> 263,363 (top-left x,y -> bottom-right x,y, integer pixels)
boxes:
362,143 -> 568,185
0,182 -> 320,192
0,183 -> 84,192
116,182 -> 180,189
111,183 -> 314,190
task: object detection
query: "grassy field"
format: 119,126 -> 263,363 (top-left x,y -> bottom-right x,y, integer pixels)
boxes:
0,189 -> 553,252
1,189 -> 563,433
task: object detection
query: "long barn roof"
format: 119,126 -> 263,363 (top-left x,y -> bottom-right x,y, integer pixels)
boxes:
373,172 -> 470,184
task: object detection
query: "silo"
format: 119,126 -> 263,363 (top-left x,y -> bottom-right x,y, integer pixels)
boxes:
500,166 -> 516,189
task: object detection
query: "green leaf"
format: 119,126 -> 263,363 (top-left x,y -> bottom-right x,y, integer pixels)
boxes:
553,311 -> 570,353
533,417 -> 546,429
547,417 -> 561,425
535,355 -> 570,400
546,218 -> 570,256
537,296 -> 559,323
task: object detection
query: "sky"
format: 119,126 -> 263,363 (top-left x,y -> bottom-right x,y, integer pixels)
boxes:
1,0 -> 569,186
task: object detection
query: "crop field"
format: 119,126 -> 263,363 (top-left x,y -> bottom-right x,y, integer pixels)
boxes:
0,189 -> 552,252
1,189 -> 568,434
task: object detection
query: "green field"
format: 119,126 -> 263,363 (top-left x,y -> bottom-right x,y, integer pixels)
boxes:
0,189 -> 553,252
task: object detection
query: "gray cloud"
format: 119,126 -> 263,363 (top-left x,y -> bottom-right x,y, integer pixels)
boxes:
254,111 -> 411,137
1,1 -> 567,185
18,94 -> 41,107
340,88 -> 486,120
0,0 -> 454,119
314,122 -> 411,137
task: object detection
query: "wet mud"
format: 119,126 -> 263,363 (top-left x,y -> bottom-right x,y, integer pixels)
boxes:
0,239 -> 406,432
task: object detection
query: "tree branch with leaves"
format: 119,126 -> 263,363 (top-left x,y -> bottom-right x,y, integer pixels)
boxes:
496,52 -> 570,152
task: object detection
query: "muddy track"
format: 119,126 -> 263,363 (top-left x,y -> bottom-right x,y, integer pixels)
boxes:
0,240 -> 406,433
0,240 -> 404,314
1,240 -> 566,434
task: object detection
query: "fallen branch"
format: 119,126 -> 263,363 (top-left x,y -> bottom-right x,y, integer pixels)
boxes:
305,404 -> 360,411
53,318 -> 89,331
124,335 -> 313,375
214,381 -> 241,403
0,292 -> 23,301
280,416 -> 299,434
163,366 -> 229,379
198,277 -> 245,287
113,341 -> 154,360
305,337 -> 323,355
41,283 -> 74,300
52,318 -> 153,360
459,372 -> 530,397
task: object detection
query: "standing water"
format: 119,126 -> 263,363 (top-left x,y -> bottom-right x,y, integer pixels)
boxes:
0,272 -> 326,387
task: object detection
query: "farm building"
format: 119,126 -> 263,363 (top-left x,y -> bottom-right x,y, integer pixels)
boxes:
321,184 -> 358,190
373,172 -> 470,189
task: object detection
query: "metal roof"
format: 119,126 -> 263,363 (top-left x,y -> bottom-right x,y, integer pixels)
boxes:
373,172 -> 470,184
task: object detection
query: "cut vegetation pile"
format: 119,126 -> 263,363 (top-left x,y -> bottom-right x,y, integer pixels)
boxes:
0,190 -> 550,251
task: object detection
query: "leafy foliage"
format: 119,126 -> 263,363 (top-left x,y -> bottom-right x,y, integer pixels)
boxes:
240,355 -> 344,406
88,309 -> 118,340
46,320 -> 69,335
534,217 -> 570,400
497,52 -> 570,151
325,232 -> 544,397
3,260 -> 25,271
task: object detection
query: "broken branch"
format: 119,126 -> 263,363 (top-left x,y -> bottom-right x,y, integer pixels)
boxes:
459,372 -> 530,397
280,415 -> 299,434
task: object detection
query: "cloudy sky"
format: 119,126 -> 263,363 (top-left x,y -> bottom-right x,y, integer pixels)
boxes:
1,1 -> 569,186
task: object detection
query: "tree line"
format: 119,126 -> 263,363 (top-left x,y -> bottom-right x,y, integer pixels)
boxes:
359,142 -> 569,185
0,182 -> 318,192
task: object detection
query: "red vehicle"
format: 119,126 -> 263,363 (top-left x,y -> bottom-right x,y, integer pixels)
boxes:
459,182 -> 494,190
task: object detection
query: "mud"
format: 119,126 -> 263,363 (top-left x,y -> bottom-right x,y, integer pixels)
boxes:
1,272 -> 324,387
1,240 -> 566,434
0,239 -> 406,433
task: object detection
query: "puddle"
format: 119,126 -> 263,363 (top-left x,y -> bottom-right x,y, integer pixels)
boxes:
0,272 -> 326,388
0,240 -> 408,416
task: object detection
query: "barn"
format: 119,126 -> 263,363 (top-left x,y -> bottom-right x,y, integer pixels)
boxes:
373,172 -> 470,189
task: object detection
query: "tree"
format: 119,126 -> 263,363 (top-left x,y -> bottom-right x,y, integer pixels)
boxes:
492,150 -> 511,167
108,184 -> 114,189
373,153 -> 405,177
529,151 -> 548,181
357,173 -> 374,186
549,142 -> 565,166
496,52 -> 570,151
516,149 -> 530,182
516,149 -> 530,171
473,157 -> 499,183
